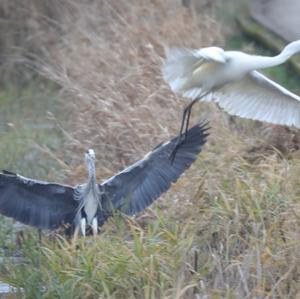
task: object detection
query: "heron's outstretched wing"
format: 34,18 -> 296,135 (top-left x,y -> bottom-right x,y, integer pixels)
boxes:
215,70 -> 300,128
100,122 -> 209,216
162,47 -> 227,99
0,172 -> 78,229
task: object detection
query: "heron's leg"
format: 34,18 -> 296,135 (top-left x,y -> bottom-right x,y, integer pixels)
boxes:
80,218 -> 86,237
73,225 -> 80,242
92,217 -> 98,236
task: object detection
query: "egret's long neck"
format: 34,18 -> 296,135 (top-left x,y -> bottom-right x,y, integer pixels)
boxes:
251,40 -> 300,70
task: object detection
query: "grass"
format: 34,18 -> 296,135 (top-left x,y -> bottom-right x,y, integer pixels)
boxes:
1,218 -> 198,298
1,0 -> 300,298
0,82 -> 65,177
0,82 -> 66,259
1,145 -> 300,298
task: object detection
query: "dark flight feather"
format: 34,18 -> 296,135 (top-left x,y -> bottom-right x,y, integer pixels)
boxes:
0,122 -> 209,232
101,122 -> 209,215
0,173 -> 77,229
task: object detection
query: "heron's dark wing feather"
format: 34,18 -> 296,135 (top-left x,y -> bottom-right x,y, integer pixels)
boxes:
101,122 -> 209,215
0,173 -> 78,229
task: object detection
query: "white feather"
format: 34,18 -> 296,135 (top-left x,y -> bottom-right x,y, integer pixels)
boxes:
215,71 -> 300,128
162,40 -> 300,128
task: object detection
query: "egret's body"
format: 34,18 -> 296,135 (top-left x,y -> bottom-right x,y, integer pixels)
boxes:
162,40 -> 300,135
0,123 -> 209,237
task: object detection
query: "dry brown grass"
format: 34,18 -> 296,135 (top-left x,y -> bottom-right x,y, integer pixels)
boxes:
0,0 -> 65,83
0,0 -> 224,219
2,1 -> 300,298
28,0 -> 222,181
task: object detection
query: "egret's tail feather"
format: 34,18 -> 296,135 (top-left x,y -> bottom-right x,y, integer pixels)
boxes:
162,48 -> 202,94
183,88 -> 204,100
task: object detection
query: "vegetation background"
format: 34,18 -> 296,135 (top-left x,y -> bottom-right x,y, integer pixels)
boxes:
0,0 -> 300,298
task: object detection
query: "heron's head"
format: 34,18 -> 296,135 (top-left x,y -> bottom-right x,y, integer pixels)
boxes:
85,149 -> 96,168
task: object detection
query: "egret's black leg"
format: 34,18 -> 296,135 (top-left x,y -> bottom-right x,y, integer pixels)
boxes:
170,97 -> 202,161
169,105 -> 190,161
184,97 -> 201,136
170,92 -> 210,161
179,106 -> 189,140
184,105 -> 192,137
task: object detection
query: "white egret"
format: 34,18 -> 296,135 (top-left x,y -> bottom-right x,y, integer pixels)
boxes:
162,40 -> 300,154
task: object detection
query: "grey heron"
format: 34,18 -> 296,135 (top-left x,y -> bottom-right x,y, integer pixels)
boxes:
0,122 -> 208,236
162,40 -> 300,155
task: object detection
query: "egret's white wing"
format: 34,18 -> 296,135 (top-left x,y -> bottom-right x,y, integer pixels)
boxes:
215,70 -> 300,128
162,47 -> 227,99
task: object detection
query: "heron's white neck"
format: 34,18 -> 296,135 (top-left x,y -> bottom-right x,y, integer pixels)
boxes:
87,160 -> 96,186
251,40 -> 300,70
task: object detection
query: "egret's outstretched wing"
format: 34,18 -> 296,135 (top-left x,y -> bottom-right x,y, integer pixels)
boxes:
215,70 -> 300,128
162,47 -> 227,99
101,122 -> 209,216
0,172 -> 77,229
